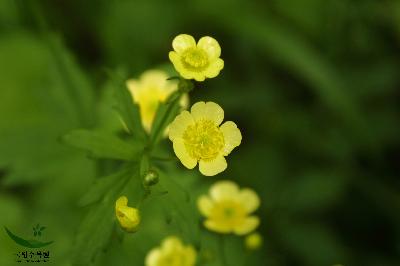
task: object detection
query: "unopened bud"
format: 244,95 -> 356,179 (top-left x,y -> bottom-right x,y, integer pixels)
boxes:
178,79 -> 194,93
143,170 -> 159,186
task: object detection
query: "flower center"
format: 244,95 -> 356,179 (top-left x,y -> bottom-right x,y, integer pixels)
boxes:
181,48 -> 209,71
210,200 -> 247,225
182,119 -> 224,161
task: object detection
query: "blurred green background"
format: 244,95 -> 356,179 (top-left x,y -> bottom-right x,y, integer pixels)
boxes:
1,0 -> 400,265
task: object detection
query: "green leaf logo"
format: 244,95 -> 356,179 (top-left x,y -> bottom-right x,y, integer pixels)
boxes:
4,226 -> 54,248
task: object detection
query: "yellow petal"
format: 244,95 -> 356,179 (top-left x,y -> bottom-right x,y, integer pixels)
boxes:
116,205 -> 140,232
145,248 -> 160,266
169,51 -> 189,76
115,196 -> 128,209
197,36 -> 221,59
140,70 -> 169,89
173,138 -> 197,169
168,110 -> 195,141
192,72 -> 206,82
210,180 -> 239,201
199,156 -> 227,176
162,236 -> 182,252
205,58 -> 224,78
190,101 -> 224,126
204,219 -> 231,234
183,246 -> 197,265
239,188 -> 260,213
233,216 -> 260,235
172,34 -> 196,53
197,195 -> 214,216
220,121 -> 242,155
126,79 -> 141,102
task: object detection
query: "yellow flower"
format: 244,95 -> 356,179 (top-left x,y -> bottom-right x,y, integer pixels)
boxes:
245,232 -> 263,250
169,34 -> 224,81
145,236 -> 196,266
168,101 -> 242,176
197,180 -> 260,235
126,70 -> 188,132
115,196 -> 140,233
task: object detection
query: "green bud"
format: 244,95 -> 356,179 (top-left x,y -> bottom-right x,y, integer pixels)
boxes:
143,170 -> 159,186
178,79 -> 194,93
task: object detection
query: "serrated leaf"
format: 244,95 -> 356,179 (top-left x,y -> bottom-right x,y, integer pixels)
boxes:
109,71 -> 146,140
72,165 -> 138,266
71,200 -> 115,266
78,167 -> 133,206
62,129 -> 143,161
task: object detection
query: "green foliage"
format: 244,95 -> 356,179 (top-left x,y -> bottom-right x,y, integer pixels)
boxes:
110,71 -> 147,141
62,129 -> 144,161
1,0 -> 399,265
71,166 -> 137,266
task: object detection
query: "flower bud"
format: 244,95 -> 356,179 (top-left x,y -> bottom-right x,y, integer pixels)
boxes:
115,196 -> 140,233
245,232 -> 263,250
143,170 -> 159,186
178,79 -> 194,93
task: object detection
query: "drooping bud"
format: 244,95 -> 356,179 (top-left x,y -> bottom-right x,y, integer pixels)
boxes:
115,196 -> 140,233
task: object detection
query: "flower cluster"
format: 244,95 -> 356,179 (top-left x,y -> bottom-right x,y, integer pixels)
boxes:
112,34 -> 262,265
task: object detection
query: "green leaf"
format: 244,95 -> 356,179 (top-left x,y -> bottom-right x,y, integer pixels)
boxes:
62,129 -> 144,161
78,167 -> 133,206
109,71 -> 146,140
72,165 -> 138,266
71,200 -> 115,266
47,34 -> 95,127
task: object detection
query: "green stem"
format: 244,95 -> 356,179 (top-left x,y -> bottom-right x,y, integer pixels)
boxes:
219,235 -> 228,266
149,90 -> 182,147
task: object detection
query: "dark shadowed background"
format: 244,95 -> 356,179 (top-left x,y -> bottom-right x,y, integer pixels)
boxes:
1,0 -> 400,265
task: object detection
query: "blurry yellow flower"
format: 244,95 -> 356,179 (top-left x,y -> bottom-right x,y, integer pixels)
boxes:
169,34 -> 224,81
197,180 -> 260,235
168,101 -> 242,176
245,232 -> 263,250
115,196 -> 140,233
127,70 -> 188,132
145,236 -> 196,266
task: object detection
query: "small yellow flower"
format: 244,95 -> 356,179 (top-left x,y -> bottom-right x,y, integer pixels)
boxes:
168,101 -> 242,176
197,180 -> 260,235
126,70 -> 188,132
245,232 -> 263,250
169,34 -> 224,81
145,236 -> 197,266
115,196 -> 140,233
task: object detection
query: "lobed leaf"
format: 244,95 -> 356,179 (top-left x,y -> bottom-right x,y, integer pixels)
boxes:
109,71 -> 147,141
71,165 -> 138,265
78,167 -> 133,206
62,129 -> 143,161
